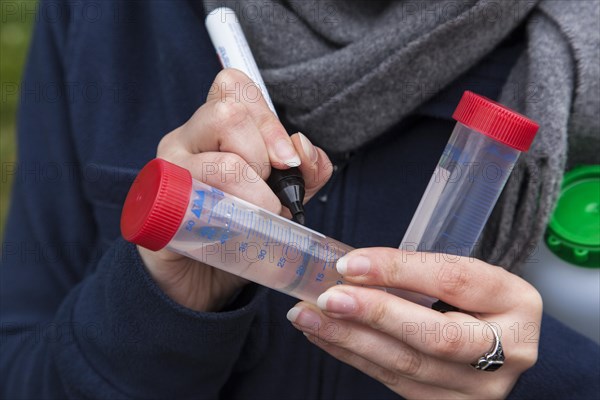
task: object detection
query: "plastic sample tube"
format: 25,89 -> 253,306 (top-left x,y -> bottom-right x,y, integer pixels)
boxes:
121,158 -> 352,304
400,91 -> 539,257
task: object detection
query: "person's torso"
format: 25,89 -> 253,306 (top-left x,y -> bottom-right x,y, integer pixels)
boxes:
61,2 -> 521,397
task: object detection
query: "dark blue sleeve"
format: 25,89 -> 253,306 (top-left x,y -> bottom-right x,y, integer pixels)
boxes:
508,314 -> 600,399
0,2 -> 266,398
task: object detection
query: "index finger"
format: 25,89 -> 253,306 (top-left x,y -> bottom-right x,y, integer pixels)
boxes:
208,68 -> 300,169
312,286 -> 503,365
336,247 -> 537,313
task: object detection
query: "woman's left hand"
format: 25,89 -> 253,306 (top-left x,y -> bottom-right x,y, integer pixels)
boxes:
287,248 -> 542,399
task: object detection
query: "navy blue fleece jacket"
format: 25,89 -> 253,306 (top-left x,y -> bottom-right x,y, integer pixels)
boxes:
1,1 -> 598,399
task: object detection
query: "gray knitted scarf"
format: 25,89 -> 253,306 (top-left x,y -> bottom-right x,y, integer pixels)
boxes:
204,1 -> 600,271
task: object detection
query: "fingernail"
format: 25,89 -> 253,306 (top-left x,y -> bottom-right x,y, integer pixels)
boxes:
317,291 -> 357,313
286,307 -> 321,329
298,132 -> 318,164
336,255 -> 370,276
274,138 -> 301,167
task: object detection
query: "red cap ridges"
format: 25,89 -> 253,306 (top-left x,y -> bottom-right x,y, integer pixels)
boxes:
121,159 -> 192,251
452,91 -> 539,152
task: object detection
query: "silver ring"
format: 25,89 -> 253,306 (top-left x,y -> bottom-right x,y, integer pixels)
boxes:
471,322 -> 505,372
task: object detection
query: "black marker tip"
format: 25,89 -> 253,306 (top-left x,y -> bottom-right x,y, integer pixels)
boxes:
267,167 -> 306,226
292,211 -> 305,225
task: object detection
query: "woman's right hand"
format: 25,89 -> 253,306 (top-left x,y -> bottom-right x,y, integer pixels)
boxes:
138,69 -> 333,312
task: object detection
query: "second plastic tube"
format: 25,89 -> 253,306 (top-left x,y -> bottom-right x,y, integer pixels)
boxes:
401,91 -> 539,257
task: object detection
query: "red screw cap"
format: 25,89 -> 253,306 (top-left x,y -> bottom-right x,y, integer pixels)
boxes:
121,158 -> 192,251
452,91 -> 539,152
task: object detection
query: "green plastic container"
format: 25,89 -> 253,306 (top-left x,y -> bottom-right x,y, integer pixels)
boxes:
545,165 -> 600,268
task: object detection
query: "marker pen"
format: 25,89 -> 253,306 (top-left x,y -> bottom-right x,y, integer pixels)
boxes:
205,7 -> 306,225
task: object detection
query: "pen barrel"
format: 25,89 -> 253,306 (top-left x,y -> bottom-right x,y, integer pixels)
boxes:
205,7 -> 277,115
205,7 -> 307,220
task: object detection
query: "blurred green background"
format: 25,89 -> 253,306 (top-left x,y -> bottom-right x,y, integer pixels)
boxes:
1,0 -> 35,241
